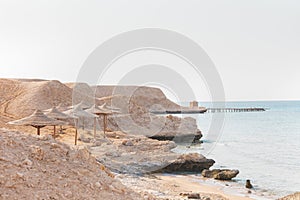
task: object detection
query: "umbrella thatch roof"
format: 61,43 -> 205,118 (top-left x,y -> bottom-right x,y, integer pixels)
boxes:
99,103 -> 121,112
42,103 -> 70,112
8,110 -> 67,127
67,101 -> 91,110
85,105 -> 106,115
86,104 -> 121,115
56,103 -> 70,112
45,107 -> 76,120
96,95 -> 121,101
64,105 -> 97,118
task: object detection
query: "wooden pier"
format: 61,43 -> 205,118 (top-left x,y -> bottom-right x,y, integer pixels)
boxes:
151,107 -> 266,114
150,109 -> 207,114
206,108 -> 265,113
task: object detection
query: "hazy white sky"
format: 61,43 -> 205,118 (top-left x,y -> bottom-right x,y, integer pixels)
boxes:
0,0 -> 299,101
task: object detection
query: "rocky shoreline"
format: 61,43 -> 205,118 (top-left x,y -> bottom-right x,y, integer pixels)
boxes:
81,131 -> 215,175
0,78 -> 298,199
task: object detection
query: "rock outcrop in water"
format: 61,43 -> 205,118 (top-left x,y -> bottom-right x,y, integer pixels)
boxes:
157,153 -> 215,173
245,180 -> 253,189
202,169 -> 239,180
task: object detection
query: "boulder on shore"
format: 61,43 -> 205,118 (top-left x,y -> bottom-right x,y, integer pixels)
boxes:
157,153 -> 215,173
149,115 -> 203,143
202,169 -> 239,180
245,179 -> 253,189
149,131 -> 202,143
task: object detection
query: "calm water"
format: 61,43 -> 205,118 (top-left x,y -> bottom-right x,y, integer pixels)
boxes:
173,101 -> 300,199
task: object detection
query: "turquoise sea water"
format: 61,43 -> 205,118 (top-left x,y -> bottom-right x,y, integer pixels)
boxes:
174,101 -> 300,199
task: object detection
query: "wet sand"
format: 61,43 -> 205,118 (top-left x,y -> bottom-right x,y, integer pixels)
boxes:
156,174 -> 253,200
117,173 -> 255,200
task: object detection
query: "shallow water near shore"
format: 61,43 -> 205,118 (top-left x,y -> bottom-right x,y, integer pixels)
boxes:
173,101 -> 300,199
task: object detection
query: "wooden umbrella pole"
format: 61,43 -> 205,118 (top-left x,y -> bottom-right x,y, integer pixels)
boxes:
75,118 -> 78,145
82,118 -> 85,131
75,128 -> 78,145
105,115 -> 107,133
53,125 -> 56,136
105,115 -> 108,130
97,116 -> 104,138
103,115 -> 106,137
93,117 -> 96,138
37,127 -> 40,135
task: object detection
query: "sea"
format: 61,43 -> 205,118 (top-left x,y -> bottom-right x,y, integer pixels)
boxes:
172,101 -> 300,199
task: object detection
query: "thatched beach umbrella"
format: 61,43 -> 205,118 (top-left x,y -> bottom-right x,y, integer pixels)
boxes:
64,105 -> 97,145
64,105 -> 97,120
87,104 -> 121,137
8,110 -> 67,135
45,107 -> 75,136
85,105 -> 105,138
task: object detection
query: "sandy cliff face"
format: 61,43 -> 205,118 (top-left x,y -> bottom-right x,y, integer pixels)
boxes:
66,82 -> 98,106
0,79 -> 72,118
0,79 -> 181,118
92,85 -> 181,111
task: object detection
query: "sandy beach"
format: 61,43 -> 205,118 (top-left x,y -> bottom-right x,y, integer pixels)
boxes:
119,173 -> 255,200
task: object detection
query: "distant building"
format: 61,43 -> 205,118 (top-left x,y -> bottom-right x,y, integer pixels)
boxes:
190,101 -> 198,108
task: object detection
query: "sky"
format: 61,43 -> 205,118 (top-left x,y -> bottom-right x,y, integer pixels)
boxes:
0,0 -> 299,101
